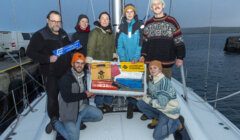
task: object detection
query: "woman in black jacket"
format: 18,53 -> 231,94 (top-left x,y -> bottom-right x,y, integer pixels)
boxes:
72,14 -> 90,56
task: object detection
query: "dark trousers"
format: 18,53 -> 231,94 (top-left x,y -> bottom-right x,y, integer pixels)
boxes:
44,76 -> 60,119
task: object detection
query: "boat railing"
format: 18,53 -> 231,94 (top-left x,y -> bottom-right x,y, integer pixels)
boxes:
179,64 -> 240,116
0,73 -> 45,137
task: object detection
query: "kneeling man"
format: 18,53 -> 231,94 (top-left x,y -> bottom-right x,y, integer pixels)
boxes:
56,52 -> 103,140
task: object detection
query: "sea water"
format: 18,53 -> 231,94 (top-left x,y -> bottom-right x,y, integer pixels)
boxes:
173,33 -> 240,128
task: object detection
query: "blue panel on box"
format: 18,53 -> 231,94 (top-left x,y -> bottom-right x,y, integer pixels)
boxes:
116,78 -> 143,89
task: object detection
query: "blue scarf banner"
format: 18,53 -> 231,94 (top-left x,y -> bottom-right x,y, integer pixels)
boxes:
52,40 -> 81,56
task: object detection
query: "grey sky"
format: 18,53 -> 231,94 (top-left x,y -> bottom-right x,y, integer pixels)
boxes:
0,0 -> 240,32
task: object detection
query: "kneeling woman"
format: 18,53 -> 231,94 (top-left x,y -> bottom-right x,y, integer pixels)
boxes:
137,60 -> 183,140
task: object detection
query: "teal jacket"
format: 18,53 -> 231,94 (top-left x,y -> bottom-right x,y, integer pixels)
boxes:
117,16 -> 143,62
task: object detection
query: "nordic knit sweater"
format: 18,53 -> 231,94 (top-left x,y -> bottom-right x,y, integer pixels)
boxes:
141,14 -> 186,67
142,73 -> 180,119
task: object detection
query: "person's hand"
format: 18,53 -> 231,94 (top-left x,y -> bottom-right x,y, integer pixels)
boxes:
139,56 -> 145,62
175,59 -> 183,67
85,91 -> 94,98
86,56 -> 93,64
131,60 -> 136,64
50,55 -> 58,63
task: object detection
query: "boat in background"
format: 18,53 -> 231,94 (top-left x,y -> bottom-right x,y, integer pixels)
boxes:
224,36 -> 240,53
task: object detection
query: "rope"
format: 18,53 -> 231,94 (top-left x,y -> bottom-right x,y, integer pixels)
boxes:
90,0 -> 96,21
183,89 -> 240,104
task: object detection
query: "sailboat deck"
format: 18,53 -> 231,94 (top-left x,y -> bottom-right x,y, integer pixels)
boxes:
1,79 -> 240,140
1,94 -> 175,140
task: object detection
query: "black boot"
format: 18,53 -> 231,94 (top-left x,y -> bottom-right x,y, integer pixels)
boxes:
45,117 -> 58,134
80,122 -> 87,130
103,104 -> 113,113
127,104 -> 133,119
45,122 -> 53,134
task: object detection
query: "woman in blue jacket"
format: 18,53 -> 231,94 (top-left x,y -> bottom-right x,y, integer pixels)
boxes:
116,4 -> 143,119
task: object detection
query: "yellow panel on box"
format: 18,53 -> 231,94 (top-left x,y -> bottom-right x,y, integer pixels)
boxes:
91,62 -> 111,80
120,62 -> 144,72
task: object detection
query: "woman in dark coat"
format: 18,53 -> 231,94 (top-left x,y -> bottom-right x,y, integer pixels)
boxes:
72,14 -> 90,56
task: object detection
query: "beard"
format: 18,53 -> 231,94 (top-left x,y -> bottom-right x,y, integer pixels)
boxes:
50,25 -> 61,33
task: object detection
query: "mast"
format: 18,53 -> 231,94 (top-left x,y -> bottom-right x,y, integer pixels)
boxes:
112,0 -> 123,33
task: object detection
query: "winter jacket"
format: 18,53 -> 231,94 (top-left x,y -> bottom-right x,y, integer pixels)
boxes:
26,25 -> 71,77
58,69 -> 88,122
71,25 -> 90,56
87,22 -> 116,61
142,73 -> 180,119
116,16 -> 143,62
141,14 -> 185,67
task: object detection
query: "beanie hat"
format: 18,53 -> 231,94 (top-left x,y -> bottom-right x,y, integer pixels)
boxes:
77,14 -> 89,24
71,52 -> 86,65
124,4 -> 136,13
149,60 -> 163,71
151,0 -> 165,6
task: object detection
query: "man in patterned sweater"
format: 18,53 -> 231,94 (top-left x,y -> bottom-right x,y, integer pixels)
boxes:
139,0 -> 186,129
140,0 -> 186,78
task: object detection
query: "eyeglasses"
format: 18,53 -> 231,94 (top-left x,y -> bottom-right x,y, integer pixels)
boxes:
49,19 -> 61,24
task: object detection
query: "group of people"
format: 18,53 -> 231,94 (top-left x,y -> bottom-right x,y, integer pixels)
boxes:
26,0 -> 185,140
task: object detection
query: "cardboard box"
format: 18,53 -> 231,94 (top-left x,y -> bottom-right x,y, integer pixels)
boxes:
120,62 -> 144,72
91,62 -> 111,80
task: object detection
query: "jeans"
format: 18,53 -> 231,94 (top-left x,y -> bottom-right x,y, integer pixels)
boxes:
137,100 -> 180,140
94,95 -> 113,107
54,105 -> 103,140
127,97 -> 137,106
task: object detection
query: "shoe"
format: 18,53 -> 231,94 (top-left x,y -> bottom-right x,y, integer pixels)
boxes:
97,106 -> 105,113
45,122 -> 53,134
176,115 -> 185,132
147,118 -> 158,129
80,122 -> 87,130
140,114 -> 148,121
103,104 -> 113,113
127,104 -> 133,119
45,117 -> 58,134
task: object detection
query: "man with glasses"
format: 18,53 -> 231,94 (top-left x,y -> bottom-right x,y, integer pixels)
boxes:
26,10 -> 71,133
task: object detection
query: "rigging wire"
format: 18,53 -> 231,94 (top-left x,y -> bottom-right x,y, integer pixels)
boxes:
90,0 -> 96,21
204,0 -> 213,101
169,0 -> 172,15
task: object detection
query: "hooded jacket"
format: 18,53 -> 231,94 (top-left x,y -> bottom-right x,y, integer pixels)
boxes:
116,15 -> 143,62
87,21 -> 116,61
